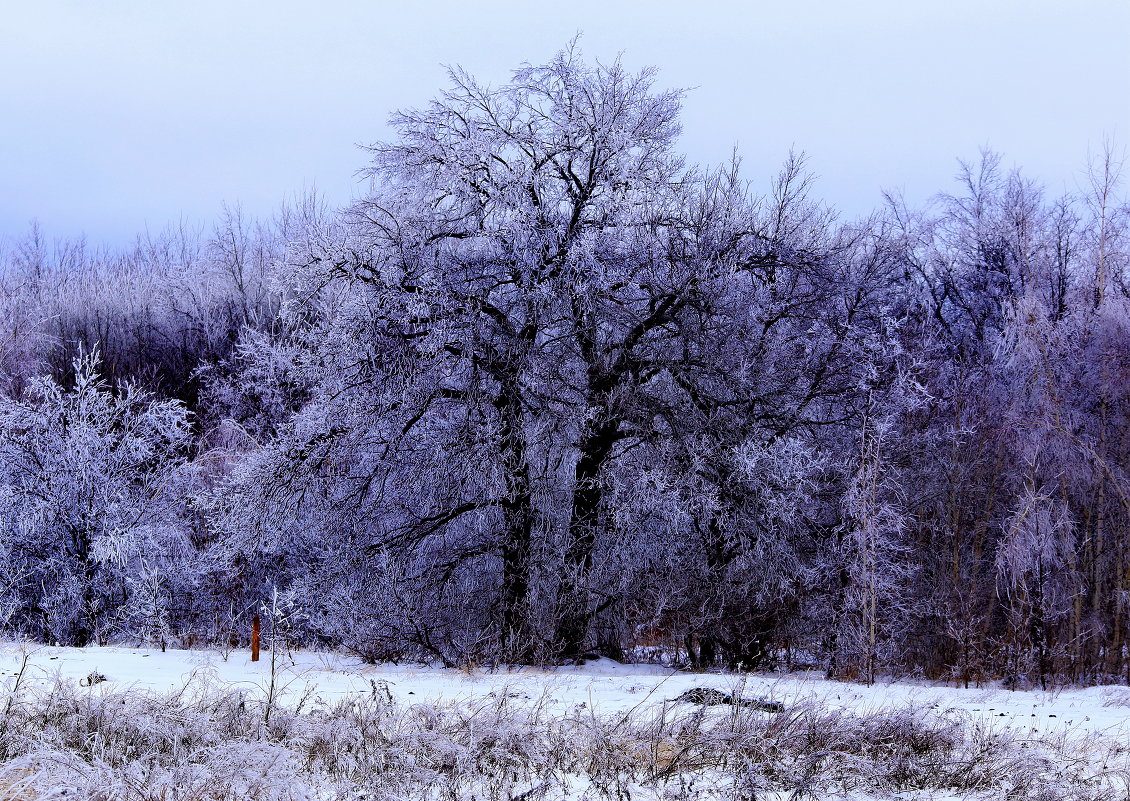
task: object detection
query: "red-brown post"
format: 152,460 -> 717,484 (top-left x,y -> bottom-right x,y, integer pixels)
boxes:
251,613 -> 261,662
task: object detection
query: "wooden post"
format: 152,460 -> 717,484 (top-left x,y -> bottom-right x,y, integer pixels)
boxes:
251,613 -> 261,662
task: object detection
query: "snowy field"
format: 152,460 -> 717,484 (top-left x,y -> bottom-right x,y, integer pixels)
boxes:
5,642 -> 1130,739
2,642 -> 1130,799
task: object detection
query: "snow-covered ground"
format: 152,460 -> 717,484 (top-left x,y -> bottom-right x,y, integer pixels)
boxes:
4,640 -> 1130,743
4,642 -> 1130,799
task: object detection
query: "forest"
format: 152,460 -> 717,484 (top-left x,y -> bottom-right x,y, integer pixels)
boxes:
1,48 -> 1127,689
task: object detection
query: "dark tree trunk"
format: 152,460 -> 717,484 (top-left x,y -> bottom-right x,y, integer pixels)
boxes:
496,384 -> 535,662
69,524 -> 96,647
554,417 -> 621,659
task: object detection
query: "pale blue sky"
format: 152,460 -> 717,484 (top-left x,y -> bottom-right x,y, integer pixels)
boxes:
3,0 -> 1128,248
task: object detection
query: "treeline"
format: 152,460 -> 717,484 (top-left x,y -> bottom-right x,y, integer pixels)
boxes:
0,49 -> 1127,687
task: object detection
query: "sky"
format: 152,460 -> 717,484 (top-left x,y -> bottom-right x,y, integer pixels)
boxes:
2,0 -> 1128,250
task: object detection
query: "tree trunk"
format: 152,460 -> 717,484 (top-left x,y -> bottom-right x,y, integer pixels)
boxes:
495,376 -> 536,662
69,523 -> 96,648
554,418 -> 620,659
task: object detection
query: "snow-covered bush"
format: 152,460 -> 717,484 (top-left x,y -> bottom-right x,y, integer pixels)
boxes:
0,351 -> 194,645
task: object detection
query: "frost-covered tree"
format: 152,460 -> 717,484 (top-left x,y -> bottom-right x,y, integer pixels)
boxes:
828,394 -> 912,684
121,561 -> 173,651
230,44 -> 689,660
0,350 -> 192,645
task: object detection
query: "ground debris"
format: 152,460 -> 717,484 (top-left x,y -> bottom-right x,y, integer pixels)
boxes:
79,671 -> 108,687
671,687 -> 784,711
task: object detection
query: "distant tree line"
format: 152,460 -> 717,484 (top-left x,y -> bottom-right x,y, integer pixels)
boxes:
0,47 -> 1126,687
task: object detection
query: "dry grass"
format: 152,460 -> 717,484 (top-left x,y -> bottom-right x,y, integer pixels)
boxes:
0,766 -> 36,801
0,673 -> 1123,799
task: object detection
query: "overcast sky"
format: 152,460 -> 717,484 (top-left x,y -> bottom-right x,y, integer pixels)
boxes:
3,0 -> 1128,249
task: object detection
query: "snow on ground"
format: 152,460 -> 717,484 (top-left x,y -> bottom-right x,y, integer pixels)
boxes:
3,640 -> 1130,745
